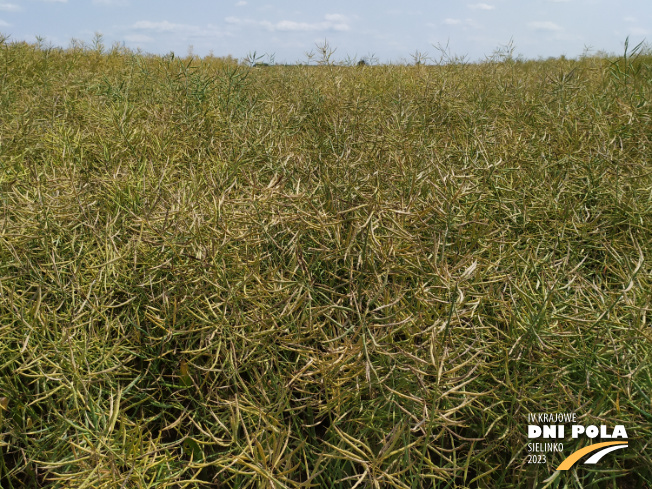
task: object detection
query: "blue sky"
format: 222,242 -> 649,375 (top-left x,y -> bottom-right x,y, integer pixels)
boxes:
0,0 -> 649,63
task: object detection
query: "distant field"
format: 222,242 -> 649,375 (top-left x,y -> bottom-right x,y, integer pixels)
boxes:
0,37 -> 651,488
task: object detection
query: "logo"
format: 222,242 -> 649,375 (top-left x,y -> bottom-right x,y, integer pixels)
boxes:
556,441 -> 628,471
526,413 -> 628,471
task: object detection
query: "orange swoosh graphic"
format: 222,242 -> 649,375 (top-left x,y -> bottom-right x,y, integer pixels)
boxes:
556,441 -> 628,471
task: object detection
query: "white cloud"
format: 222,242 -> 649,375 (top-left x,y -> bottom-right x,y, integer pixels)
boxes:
41,0 -> 68,3
277,20 -> 349,32
324,14 -> 348,23
623,16 -> 637,23
124,34 -> 153,42
528,21 -> 562,31
0,3 -> 20,11
628,27 -> 649,36
468,3 -> 495,10
441,18 -> 481,29
235,0 -> 247,5
226,14 -> 350,32
94,0 -> 128,4
128,20 -> 226,40
225,16 -> 269,29
132,20 -> 199,33
0,19 -> 9,26
276,20 -> 316,31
